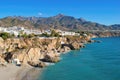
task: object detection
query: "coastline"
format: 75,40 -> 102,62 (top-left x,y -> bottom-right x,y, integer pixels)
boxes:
0,35 -> 119,80
0,50 -> 71,80
38,37 -> 120,80
0,35 -> 100,80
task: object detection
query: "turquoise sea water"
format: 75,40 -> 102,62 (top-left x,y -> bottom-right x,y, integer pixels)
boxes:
38,37 -> 120,80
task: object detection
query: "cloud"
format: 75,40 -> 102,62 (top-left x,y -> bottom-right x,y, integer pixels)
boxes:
38,12 -> 43,16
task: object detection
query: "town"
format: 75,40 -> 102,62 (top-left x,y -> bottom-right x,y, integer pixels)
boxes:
0,26 -> 80,38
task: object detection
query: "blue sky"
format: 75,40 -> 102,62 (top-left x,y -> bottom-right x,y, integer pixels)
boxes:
0,0 -> 120,25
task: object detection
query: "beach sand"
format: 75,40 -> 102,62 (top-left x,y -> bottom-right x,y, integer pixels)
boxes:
0,64 -> 41,80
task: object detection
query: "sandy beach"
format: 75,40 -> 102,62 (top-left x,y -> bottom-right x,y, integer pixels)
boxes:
0,64 -> 41,80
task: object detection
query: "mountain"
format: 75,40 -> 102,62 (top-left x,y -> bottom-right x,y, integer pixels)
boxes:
0,14 -> 120,31
0,17 -> 34,28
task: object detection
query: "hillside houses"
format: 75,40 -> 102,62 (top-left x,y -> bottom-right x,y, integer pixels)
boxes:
0,26 -> 80,37
55,30 -> 80,36
0,26 -> 42,36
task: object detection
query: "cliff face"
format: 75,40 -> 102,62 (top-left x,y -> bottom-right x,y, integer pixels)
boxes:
0,36 -> 92,67
92,31 -> 120,37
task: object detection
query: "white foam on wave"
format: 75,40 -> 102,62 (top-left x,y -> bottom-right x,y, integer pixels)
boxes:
45,62 -> 55,66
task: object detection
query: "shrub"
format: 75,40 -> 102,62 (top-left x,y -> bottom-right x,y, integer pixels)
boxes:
28,33 -> 36,38
50,30 -> 60,37
21,33 -> 28,38
0,32 -> 12,40
40,33 -> 50,37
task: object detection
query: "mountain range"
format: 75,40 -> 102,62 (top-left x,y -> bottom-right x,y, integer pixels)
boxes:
0,14 -> 120,31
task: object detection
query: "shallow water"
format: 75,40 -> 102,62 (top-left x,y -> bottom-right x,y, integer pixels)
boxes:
38,37 -> 120,80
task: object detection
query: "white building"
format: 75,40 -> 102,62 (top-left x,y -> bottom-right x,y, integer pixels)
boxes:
58,30 -> 79,36
0,26 -> 80,37
0,26 -> 42,36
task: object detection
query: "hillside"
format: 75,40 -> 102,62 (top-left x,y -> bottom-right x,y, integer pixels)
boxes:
0,14 -> 120,31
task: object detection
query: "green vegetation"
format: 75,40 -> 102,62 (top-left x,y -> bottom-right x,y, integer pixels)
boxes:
0,32 -> 15,40
40,30 -> 60,37
50,30 -> 60,37
20,33 -> 28,38
18,33 -> 36,38
28,33 -> 36,38
40,32 -> 50,37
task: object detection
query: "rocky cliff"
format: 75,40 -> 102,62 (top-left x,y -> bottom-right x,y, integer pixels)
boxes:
0,35 -> 92,68
91,31 -> 120,37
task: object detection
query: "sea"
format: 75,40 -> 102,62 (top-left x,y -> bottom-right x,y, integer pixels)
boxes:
38,37 -> 120,80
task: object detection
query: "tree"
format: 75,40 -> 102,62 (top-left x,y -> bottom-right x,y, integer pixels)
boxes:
21,33 -> 28,38
50,30 -> 60,37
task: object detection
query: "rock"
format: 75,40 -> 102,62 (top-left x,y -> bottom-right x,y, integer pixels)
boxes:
0,37 -> 4,48
43,54 -> 60,63
38,61 -> 46,68
85,36 -> 91,41
4,52 -> 14,63
28,61 -> 46,68
59,48 -> 65,53
0,54 -> 6,65
87,40 -> 94,43
0,36 -> 92,67
71,42 -> 80,50
11,48 -> 43,64
28,61 -> 36,67
61,44 -> 75,50
79,43 -> 85,48
63,46 -> 71,52
0,37 -> 4,42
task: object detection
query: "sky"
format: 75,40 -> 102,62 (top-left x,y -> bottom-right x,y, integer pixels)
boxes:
0,0 -> 120,25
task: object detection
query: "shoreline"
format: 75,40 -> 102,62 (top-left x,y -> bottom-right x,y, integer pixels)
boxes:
19,67 -> 42,80
0,51 -> 71,80
0,64 -> 41,80
1,36 -> 119,80
17,36 -> 120,80
0,35 -> 96,80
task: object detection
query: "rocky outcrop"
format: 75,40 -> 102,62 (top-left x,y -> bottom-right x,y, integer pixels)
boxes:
62,46 -> 71,52
71,42 -> 80,50
0,54 -> 6,66
43,54 -> 60,63
60,36 -> 90,50
92,31 -> 120,37
10,48 -> 42,64
0,37 -> 4,48
0,36 -> 91,67
28,61 -> 46,68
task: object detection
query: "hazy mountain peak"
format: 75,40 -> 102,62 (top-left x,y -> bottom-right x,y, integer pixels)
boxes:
0,14 -> 120,30
54,13 -> 65,18
78,17 -> 86,22
56,13 -> 65,16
